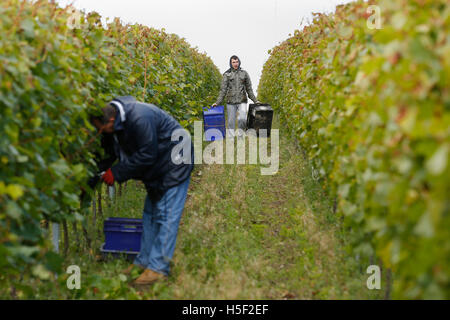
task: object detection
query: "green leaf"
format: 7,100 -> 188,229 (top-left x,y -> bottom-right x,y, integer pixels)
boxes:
44,251 -> 63,273
49,159 -> 70,177
426,145 -> 448,176
20,18 -> 35,38
6,201 -> 22,219
8,245 -> 39,258
119,274 -> 127,282
391,12 -> 407,30
414,212 -> 434,238
338,26 -> 352,39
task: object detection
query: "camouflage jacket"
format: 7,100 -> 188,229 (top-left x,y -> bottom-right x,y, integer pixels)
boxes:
215,68 -> 258,105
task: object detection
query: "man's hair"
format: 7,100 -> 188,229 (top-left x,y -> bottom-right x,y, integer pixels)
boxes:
230,55 -> 239,61
90,104 -> 117,125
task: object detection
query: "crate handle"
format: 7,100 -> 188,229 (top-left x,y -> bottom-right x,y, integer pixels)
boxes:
203,105 -> 221,111
122,225 -> 138,230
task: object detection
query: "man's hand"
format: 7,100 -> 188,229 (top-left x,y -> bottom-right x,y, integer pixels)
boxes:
101,168 -> 115,186
212,103 -> 217,107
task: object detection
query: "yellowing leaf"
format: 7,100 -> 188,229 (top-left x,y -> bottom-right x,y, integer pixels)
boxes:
32,264 -> 51,280
6,184 -> 24,200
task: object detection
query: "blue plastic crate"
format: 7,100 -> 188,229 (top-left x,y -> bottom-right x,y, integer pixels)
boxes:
100,243 -> 138,262
103,217 -> 142,252
203,105 -> 225,117
204,114 -> 225,126
204,125 -> 225,141
203,106 -> 225,141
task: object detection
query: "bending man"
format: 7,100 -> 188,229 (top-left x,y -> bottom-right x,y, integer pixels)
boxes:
91,95 -> 193,286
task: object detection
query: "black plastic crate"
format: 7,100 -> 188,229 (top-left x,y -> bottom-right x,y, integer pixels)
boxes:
247,104 -> 274,136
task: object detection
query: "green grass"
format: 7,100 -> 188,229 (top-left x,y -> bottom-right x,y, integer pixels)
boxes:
0,116 -> 389,299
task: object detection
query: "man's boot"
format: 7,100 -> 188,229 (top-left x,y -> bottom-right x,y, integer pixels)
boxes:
133,269 -> 167,285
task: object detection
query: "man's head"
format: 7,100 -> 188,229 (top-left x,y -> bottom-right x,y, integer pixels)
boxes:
90,104 -> 116,134
230,55 -> 240,70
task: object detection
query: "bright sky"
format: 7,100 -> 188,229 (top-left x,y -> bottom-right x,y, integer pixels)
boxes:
57,0 -> 355,94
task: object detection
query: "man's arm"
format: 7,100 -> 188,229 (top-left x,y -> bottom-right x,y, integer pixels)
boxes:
98,133 -> 117,172
87,133 -> 117,189
215,74 -> 229,106
110,118 -> 158,182
245,71 -> 258,103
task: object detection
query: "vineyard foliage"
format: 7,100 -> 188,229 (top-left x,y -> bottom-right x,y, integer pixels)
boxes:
258,0 -> 449,298
0,0 -> 220,278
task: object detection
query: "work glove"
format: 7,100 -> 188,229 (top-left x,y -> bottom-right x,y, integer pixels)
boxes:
101,168 -> 115,186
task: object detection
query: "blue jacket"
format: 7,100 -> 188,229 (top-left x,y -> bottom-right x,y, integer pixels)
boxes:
107,96 -> 194,202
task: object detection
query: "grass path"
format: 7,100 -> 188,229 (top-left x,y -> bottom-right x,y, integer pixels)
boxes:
162,117 -> 384,299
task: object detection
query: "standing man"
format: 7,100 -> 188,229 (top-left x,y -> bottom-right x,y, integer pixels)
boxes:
91,95 -> 193,286
213,55 -> 260,138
